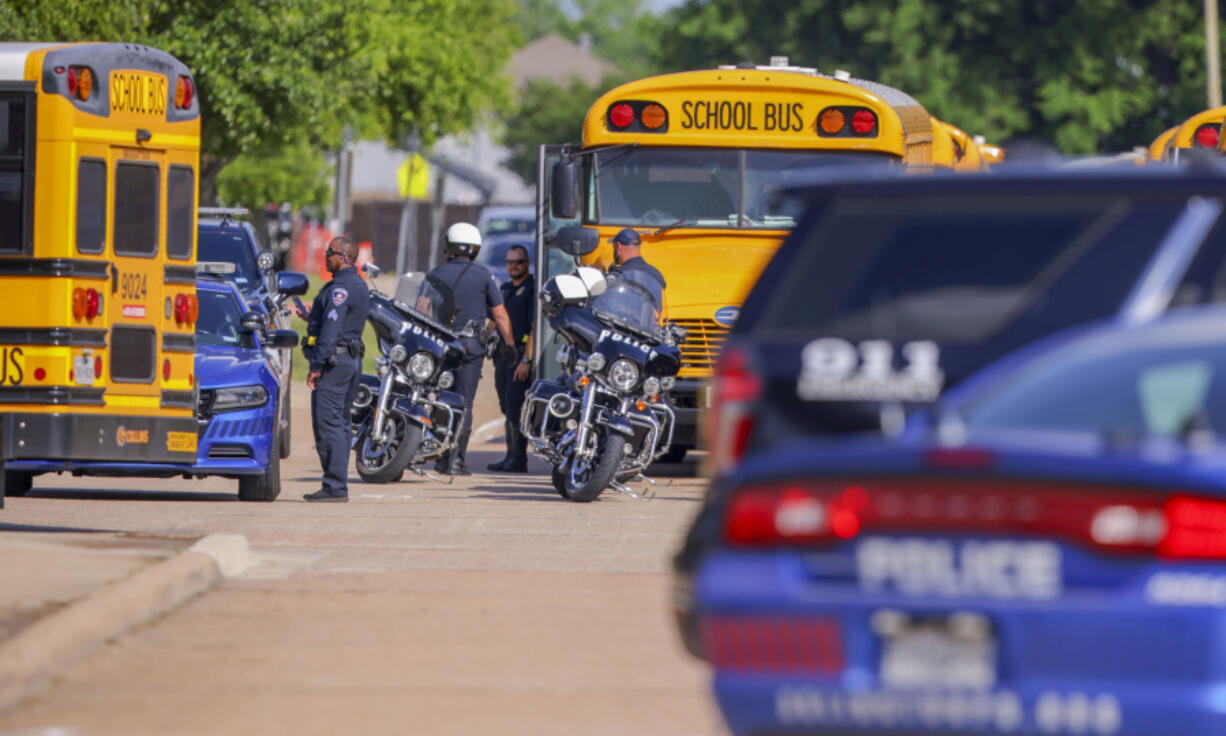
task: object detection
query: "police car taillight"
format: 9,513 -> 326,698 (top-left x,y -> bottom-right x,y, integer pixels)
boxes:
723,479 -> 1226,558
705,346 -> 762,477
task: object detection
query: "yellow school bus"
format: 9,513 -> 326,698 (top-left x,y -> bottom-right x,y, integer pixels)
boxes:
1148,125 -> 1178,162
535,59 -> 947,457
1163,105 -> 1226,161
931,117 -> 986,171
0,42 -> 199,500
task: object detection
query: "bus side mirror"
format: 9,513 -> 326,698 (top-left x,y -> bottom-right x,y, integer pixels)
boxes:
551,160 -> 577,220
554,226 -> 599,256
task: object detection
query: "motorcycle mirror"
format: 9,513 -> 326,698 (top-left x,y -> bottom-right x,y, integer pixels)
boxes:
275,270 -> 309,297
554,226 -> 599,256
362,262 -> 382,279
575,266 -> 607,296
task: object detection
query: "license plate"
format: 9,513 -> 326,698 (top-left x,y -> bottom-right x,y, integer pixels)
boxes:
73,354 -> 95,385
167,431 -> 197,453
876,611 -> 995,690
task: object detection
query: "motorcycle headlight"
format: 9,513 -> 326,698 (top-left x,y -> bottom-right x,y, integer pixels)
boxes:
438,371 -> 455,389
608,359 -> 640,392
409,352 -> 435,381
643,377 -> 661,396
211,384 -> 269,411
587,352 -> 606,372
660,376 -> 676,391
389,344 -> 408,363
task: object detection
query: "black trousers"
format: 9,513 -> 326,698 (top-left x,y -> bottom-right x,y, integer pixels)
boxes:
494,356 -> 531,451
311,355 -> 360,495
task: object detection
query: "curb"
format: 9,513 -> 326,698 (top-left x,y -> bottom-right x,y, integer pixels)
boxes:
472,418 -> 505,444
0,533 -> 253,714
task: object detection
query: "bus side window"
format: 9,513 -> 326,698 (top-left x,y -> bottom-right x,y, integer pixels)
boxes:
77,158 -> 106,254
0,94 -> 29,254
167,165 -> 194,260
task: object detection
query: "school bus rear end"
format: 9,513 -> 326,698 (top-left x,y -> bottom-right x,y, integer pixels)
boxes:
0,43 -> 200,499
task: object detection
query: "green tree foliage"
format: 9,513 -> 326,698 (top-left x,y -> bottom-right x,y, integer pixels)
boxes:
652,0 -> 1213,153
500,74 -> 629,184
216,134 -> 332,210
1,0 -> 517,204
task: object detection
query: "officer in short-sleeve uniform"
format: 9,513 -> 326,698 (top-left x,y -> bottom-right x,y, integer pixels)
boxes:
488,244 -> 535,473
300,237 -> 370,502
428,223 -> 517,476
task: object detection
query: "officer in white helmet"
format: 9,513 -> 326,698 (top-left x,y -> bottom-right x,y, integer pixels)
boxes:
427,222 -> 516,475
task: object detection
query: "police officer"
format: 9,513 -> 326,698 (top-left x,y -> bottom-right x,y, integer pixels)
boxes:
429,223 -> 516,476
299,237 -> 370,502
607,227 -> 666,308
488,244 -> 535,473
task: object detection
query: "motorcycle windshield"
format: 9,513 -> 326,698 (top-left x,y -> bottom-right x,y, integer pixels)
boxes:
395,273 -> 454,326
589,271 -> 661,340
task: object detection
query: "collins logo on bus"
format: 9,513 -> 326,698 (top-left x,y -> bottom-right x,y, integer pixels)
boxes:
713,306 -> 740,328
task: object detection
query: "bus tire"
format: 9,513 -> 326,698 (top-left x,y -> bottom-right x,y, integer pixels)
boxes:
278,397 -> 292,459
239,438 -> 281,502
3,470 -> 32,497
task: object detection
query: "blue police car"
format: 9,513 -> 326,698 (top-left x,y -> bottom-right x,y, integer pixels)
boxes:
195,276 -> 299,501
706,167 -> 1226,480
677,305 -> 1226,735
197,209 -> 308,460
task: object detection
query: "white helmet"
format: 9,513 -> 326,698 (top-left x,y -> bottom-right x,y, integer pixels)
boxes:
444,222 -> 482,258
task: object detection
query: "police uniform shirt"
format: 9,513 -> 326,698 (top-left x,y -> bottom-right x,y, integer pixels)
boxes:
610,256 -> 666,308
307,266 -> 370,372
430,257 -> 503,330
499,273 -> 536,352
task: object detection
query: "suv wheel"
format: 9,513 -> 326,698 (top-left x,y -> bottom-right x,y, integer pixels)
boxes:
278,396 -> 292,459
239,431 -> 282,502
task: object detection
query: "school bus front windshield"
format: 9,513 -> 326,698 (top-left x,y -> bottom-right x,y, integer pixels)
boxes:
586,147 -> 897,230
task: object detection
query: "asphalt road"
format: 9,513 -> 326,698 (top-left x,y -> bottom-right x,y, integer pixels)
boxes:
0,378 -> 723,735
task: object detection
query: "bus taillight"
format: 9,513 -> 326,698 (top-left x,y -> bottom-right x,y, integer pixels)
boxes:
819,109 -> 845,134
851,109 -> 877,135
174,294 -> 187,325
66,67 -> 93,101
175,76 -> 194,109
163,359 -> 171,381
1194,123 -> 1220,149
85,289 -> 101,320
187,294 -> 199,324
609,103 -> 635,129
641,104 -> 666,129
73,288 -> 87,320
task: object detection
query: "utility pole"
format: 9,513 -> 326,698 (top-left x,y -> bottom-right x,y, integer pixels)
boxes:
396,130 -> 420,276
333,125 -> 354,235
1209,0 -> 1222,108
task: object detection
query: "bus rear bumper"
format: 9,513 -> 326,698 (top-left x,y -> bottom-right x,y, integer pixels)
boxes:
0,411 -> 198,465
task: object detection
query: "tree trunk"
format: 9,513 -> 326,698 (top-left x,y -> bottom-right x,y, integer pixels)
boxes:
198,156 -> 229,207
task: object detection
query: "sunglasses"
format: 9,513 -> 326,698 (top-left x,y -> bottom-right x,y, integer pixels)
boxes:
325,249 -> 345,259
506,258 -> 528,265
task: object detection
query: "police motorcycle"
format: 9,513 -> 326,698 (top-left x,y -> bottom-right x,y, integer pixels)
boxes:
349,264 -> 470,483
521,227 -> 685,502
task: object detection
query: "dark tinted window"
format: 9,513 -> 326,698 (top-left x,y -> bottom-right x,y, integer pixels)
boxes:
167,166 -> 194,260
0,93 -> 30,253
197,227 -> 260,288
110,327 -> 156,382
1172,222 -> 1226,306
759,195 -> 1182,343
965,338 -> 1226,438
76,158 -> 106,254
196,290 -> 255,349
114,163 -> 159,256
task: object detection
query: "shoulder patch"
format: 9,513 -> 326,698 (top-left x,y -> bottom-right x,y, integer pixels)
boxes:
332,288 -> 348,307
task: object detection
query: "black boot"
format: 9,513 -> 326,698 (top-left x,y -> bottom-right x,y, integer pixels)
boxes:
445,430 -> 473,476
487,420 -> 514,471
434,449 -> 451,475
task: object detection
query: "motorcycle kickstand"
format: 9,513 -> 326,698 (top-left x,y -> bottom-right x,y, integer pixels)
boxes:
609,480 -> 654,501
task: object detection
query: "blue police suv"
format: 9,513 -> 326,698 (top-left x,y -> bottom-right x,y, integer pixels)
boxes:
195,276 -> 299,501
680,305 -> 1226,736
197,209 -> 308,460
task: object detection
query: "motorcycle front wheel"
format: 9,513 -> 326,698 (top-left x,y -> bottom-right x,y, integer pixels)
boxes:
554,430 -> 626,503
355,411 -> 422,483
